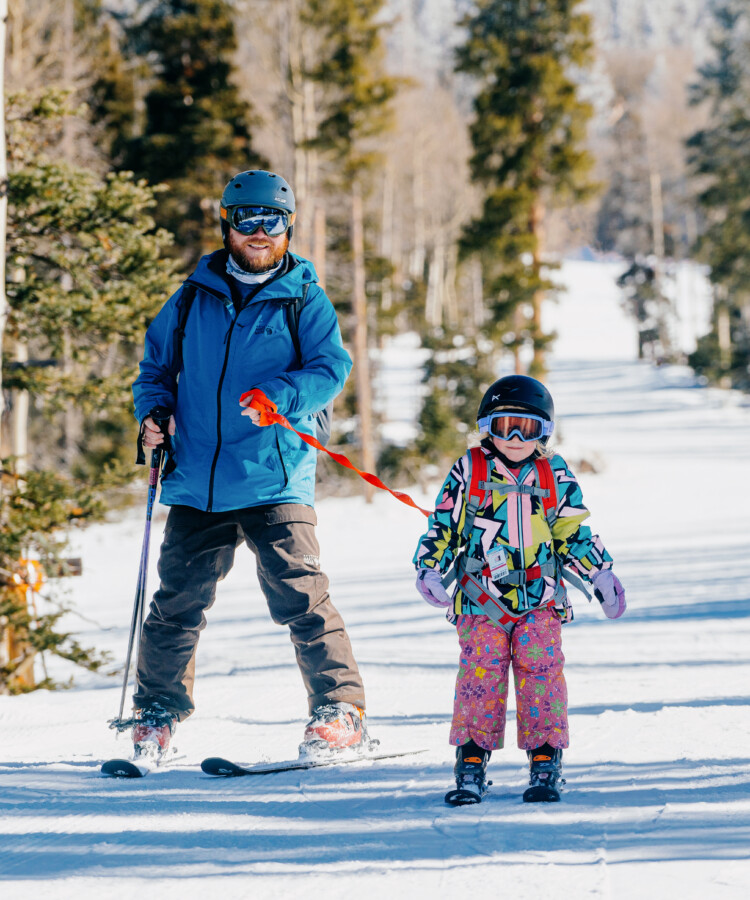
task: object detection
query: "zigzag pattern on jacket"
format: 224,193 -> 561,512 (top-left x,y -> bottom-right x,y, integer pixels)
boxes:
413,446 -> 612,621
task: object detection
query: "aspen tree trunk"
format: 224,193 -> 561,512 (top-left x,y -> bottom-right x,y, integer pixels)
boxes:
380,159 -> 394,312
445,242 -> 459,328
351,181 -> 375,502
1,5 -> 36,689
649,168 -> 665,260
60,0 -> 82,469
471,257 -> 484,333
425,237 -> 444,327
313,205 -> 326,291
0,0 -> 8,425
717,300 -> 732,389
410,136 -> 426,282
530,194 -> 547,376
287,0 -> 312,259
513,304 -> 524,375
13,344 -> 29,476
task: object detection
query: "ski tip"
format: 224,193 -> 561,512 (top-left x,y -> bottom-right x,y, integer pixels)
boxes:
444,788 -> 484,806
200,757 -> 246,777
522,785 -> 561,803
101,759 -> 146,778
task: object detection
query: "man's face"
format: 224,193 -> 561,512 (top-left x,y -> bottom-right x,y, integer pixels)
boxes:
228,225 -> 289,273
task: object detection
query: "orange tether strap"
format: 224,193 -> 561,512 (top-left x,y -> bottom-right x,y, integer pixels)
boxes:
239,389 -> 431,518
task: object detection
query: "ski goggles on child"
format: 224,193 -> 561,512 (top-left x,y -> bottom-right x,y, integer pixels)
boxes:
476,411 -> 554,442
222,205 -> 294,236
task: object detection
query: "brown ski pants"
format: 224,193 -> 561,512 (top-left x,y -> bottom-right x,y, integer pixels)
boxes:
133,503 -> 365,721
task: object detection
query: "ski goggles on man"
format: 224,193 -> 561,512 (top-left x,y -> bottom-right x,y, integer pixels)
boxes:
222,205 -> 294,236
476,411 -> 554,442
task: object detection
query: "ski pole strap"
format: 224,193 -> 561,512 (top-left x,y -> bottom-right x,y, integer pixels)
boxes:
238,389 -> 432,517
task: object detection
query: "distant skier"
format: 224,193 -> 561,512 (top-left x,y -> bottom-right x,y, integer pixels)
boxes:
413,375 -> 626,803
131,170 -> 368,761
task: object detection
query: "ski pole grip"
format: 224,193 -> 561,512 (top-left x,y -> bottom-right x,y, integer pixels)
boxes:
150,406 -> 174,455
136,406 -> 174,465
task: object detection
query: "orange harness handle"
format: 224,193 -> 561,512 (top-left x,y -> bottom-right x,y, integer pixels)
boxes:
239,389 -> 432,518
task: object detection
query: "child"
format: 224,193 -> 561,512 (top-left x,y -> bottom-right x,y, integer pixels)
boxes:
413,375 -> 625,804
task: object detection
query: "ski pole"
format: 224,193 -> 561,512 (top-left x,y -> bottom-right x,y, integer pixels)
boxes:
110,408 -> 173,732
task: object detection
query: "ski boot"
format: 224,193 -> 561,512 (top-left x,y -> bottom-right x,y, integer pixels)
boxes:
299,702 -> 372,759
132,706 -> 177,761
445,742 -> 492,806
523,745 -> 565,802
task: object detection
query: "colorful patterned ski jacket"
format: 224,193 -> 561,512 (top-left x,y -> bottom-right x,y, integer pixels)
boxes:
132,250 -> 352,512
413,443 -> 613,621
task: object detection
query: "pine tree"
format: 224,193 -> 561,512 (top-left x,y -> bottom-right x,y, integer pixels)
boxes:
1,88 -> 180,692
122,1 -> 266,264
456,0 -> 596,375
686,0 -> 750,390
299,0 -> 399,496
84,2 -> 137,168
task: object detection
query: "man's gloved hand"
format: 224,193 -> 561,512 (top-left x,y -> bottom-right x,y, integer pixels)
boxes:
592,569 -> 626,619
415,568 -> 452,608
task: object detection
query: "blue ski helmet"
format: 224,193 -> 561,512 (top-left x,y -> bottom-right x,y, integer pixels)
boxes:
220,170 -> 296,245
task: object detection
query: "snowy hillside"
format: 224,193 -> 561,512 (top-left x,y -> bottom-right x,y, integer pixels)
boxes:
1,259 -> 749,899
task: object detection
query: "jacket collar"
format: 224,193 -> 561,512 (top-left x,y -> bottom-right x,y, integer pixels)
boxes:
189,249 -> 319,306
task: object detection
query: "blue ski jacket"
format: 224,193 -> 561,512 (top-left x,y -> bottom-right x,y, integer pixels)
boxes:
132,250 -> 352,512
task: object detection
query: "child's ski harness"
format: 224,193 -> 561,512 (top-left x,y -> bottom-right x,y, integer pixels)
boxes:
441,447 -> 591,632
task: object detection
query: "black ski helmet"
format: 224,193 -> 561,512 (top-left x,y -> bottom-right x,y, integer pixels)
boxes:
220,170 -> 296,245
477,375 -> 555,440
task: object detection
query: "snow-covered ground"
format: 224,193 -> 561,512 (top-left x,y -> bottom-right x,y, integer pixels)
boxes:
2,260 -> 749,899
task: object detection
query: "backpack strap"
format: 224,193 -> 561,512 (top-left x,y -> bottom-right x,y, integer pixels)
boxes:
534,457 -> 557,526
283,283 -> 333,446
533,457 -> 592,601
461,446 -> 489,542
173,282 -> 198,376
284,282 -> 310,364
441,448 -> 487,592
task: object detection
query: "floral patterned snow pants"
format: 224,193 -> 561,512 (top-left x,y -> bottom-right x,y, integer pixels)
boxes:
449,608 -> 569,751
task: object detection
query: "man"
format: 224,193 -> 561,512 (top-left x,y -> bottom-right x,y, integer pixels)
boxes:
131,170 -> 367,760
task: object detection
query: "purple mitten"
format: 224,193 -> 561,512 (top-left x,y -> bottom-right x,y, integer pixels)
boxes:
592,569 -> 626,619
415,569 -> 452,608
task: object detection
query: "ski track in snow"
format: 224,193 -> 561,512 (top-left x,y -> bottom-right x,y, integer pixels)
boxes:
1,260 -> 750,899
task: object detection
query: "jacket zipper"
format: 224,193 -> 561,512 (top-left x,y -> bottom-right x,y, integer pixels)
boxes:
517,487 -> 528,610
206,317 -> 238,512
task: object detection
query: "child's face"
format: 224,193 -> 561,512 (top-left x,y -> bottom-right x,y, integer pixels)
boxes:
491,435 -> 537,463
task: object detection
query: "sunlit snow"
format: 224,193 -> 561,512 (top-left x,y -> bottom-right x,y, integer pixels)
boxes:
1,259 -> 749,899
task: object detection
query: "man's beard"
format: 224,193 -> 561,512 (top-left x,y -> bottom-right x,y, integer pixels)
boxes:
228,231 -> 289,273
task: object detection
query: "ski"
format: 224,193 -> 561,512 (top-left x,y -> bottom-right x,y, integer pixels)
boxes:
100,749 -> 183,778
201,748 -> 426,777
101,758 -> 151,778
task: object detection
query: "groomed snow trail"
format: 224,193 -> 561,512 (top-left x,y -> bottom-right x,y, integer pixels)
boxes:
1,260 -> 749,899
